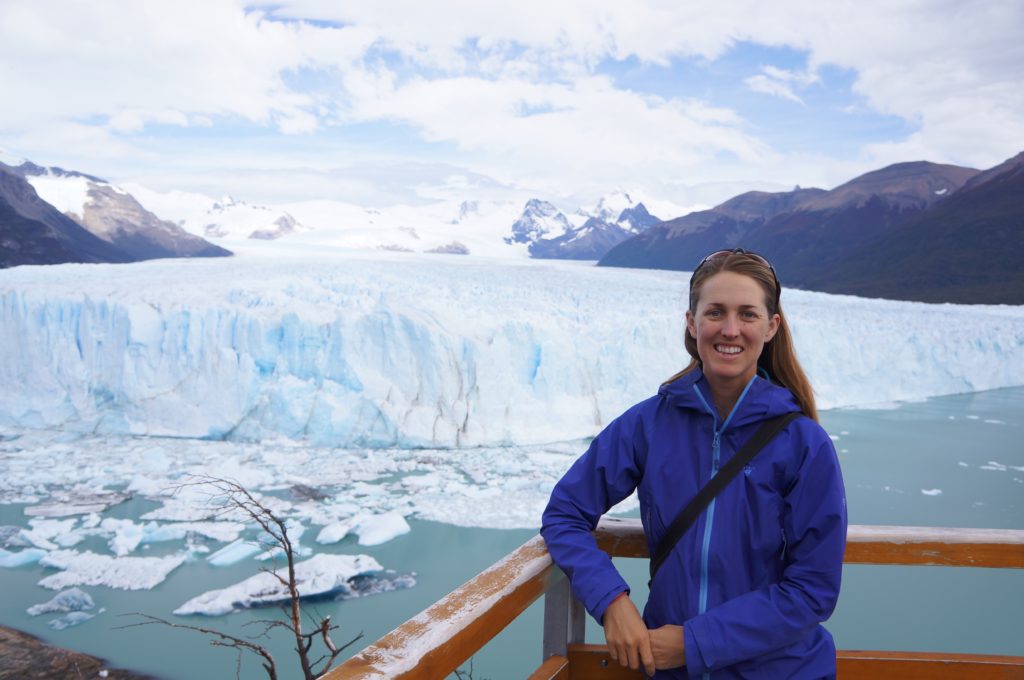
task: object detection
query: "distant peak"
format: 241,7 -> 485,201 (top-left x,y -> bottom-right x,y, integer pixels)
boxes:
15,160 -> 106,183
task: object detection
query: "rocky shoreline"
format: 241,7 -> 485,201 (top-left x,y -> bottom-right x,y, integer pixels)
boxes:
0,625 -> 156,680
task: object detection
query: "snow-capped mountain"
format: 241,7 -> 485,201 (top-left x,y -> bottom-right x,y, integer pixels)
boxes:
122,186 -> 308,241
506,199 -> 574,244
511,192 -> 663,260
15,162 -> 229,262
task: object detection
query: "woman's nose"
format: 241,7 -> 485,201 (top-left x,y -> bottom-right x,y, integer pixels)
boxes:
721,315 -> 740,336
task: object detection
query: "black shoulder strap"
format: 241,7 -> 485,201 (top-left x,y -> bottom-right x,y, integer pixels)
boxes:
648,411 -> 801,584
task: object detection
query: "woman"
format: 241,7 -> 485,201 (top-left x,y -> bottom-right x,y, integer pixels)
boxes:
541,249 -> 847,679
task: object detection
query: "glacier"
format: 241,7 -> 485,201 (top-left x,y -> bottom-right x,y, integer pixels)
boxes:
2,247 -> 1023,449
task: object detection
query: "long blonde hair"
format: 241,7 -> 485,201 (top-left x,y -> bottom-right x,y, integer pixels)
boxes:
663,251 -> 819,421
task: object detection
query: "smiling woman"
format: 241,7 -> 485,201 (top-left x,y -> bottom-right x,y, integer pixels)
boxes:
542,248 -> 846,679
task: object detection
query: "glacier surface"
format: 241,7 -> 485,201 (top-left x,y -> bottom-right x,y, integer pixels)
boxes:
3,248 -> 1023,449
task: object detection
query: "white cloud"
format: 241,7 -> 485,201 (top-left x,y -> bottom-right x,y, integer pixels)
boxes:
1,0 -> 1021,205
744,74 -> 805,104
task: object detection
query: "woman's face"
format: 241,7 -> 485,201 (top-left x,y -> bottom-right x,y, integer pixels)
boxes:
686,270 -> 780,389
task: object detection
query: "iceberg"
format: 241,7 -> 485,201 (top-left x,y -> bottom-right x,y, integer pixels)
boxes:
48,611 -> 97,630
207,538 -> 260,566
0,547 -> 48,567
0,252 -> 1021,449
38,550 -> 187,590
316,521 -> 354,545
101,518 -> 144,556
174,553 -> 384,616
23,490 -> 131,517
355,512 -> 411,546
27,587 -> 95,616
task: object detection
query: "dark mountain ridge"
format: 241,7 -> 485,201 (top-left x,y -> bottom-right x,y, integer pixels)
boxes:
0,163 -> 131,267
1,159 -> 230,268
597,155 -> 1024,304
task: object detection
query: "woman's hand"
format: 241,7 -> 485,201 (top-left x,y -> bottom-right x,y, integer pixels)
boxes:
602,594 -> 655,677
648,624 -> 685,670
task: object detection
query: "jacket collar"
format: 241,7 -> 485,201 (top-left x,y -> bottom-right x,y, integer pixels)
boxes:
657,367 -> 801,429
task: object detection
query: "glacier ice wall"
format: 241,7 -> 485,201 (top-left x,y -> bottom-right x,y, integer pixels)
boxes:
2,251 -> 1023,447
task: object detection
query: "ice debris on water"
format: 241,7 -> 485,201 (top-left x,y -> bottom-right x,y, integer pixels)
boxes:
355,512 -> 411,546
38,550 -> 187,591
207,539 -> 261,567
27,587 -> 95,615
920,488 -> 943,496
48,610 -> 97,630
24,490 -> 131,517
0,547 -> 48,567
174,553 -> 385,616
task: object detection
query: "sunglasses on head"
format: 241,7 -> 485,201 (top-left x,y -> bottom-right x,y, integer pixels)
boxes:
690,248 -> 781,311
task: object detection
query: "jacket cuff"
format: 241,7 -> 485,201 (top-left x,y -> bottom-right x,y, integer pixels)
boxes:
592,585 -> 630,624
683,617 -> 708,676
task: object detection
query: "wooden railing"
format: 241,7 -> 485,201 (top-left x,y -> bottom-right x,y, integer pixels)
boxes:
326,518 -> 1024,679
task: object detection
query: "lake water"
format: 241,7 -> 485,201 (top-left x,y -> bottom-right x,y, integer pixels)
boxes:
1,386 -> 1022,679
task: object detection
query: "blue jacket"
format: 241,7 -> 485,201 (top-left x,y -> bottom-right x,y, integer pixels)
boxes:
541,369 -> 847,679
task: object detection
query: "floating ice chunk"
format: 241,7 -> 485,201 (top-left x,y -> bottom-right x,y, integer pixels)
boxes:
27,587 -> 95,616
351,482 -> 387,497
958,461 -> 969,467
828,434 -> 839,441
207,539 -> 261,567
174,553 -> 384,616
25,490 -> 131,517
980,461 -> 1008,471
253,519 -> 309,560
0,525 -> 32,548
316,521 -> 354,545
101,518 -> 144,556
984,419 -> 1005,425
141,521 -> 244,545
921,488 -> 943,496
840,430 -> 850,435
0,548 -> 48,567
257,544 -> 313,561
38,550 -> 187,590
355,512 -> 411,546
49,611 -> 96,630
966,415 -> 980,420
27,518 -> 78,541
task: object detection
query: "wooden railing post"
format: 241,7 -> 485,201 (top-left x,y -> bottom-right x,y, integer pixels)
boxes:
542,567 -> 586,662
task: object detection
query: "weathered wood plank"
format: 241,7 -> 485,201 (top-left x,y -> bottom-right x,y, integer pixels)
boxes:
837,650 -> 1024,679
324,535 -> 555,679
567,644 -> 643,680
594,518 -> 1024,568
527,654 -> 570,680
845,525 -> 1024,568
565,645 -> 1024,679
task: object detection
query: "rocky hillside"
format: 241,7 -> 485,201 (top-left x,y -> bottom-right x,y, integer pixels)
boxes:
597,155 -> 1024,304
1,160 -> 231,268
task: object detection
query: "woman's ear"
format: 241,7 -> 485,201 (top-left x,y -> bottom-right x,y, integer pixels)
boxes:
685,310 -> 696,339
765,313 -> 780,342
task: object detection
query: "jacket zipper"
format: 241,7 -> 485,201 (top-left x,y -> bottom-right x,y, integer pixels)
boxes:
692,377 -> 757,679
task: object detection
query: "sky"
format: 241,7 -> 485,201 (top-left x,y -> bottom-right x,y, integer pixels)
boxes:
1,0 -> 1022,213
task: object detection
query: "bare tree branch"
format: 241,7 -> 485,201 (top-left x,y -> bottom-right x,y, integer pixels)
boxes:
118,613 -> 278,680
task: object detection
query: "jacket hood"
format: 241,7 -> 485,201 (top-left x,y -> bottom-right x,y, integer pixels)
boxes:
657,368 -> 801,429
